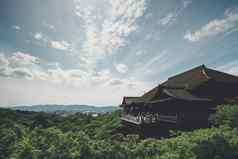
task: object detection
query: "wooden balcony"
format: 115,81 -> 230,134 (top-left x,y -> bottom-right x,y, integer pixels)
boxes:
120,114 -> 178,125
120,114 -> 142,125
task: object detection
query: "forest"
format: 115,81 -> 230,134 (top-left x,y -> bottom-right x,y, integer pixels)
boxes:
1,104 -> 238,159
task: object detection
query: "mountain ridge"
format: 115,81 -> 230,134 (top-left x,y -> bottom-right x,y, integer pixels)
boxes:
10,104 -> 119,113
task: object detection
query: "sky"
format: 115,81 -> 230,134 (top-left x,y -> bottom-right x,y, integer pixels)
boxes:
1,0 -> 238,107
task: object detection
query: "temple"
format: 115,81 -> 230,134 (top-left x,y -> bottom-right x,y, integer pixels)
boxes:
120,65 -> 238,133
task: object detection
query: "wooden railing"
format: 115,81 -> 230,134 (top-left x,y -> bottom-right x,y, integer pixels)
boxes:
120,113 -> 178,125
120,114 -> 142,125
157,115 -> 178,123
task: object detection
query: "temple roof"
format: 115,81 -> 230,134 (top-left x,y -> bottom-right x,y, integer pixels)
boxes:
163,89 -> 211,101
162,65 -> 209,90
121,65 -> 238,106
163,65 -> 238,89
205,67 -> 238,83
122,97 -> 144,105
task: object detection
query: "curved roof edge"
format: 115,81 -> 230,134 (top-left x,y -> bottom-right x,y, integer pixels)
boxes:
163,89 -> 211,102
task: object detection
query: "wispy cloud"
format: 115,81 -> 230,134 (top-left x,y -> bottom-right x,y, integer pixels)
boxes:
33,32 -> 71,51
135,50 -> 146,56
34,32 -> 43,40
216,60 -> 238,75
50,40 -> 71,51
160,13 -> 177,26
184,7 -> 238,42
133,49 -> 181,79
43,21 -> 55,30
159,0 -> 192,26
12,25 -> 21,30
74,0 -> 147,70
105,77 -> 149,92
107,79 -> 124,86
115,63 -> 128,74
140,50 -> 169,71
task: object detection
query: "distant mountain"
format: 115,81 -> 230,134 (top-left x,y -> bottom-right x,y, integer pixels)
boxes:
10,105 -> 119,113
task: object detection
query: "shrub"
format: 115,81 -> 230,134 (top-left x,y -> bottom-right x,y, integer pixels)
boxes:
209,104 -> 238,128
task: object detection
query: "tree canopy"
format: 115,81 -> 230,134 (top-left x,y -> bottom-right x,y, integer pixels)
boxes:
1,104 -> 238,159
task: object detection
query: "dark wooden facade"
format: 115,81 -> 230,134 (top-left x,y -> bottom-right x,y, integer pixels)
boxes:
120,65 -> 238,133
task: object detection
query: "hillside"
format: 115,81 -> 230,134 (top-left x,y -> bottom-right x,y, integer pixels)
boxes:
10,104 -> 119,113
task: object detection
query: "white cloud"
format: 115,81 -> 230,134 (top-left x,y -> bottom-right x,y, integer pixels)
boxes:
0,54 -> 9,69
12,25 -> 21,30
45,66 -> 147,94
0,76 -> 150,106
105,77 -> 149,93
133,49 -> 180,78
9,52 -> 39,68
115,63 -> 129,73
74,0 -> 147,70
0,52 -> 39,79
184,7 -> 238,42
141,50 -> 168,70
0,54 -> 10,77
50,40 -> 71,51
135,50 -> 145,56
0,52 -> 85,81
160,13 -> 177,26
91,69 -> 111,84
0,52 -> 104,84
0,52 -> 151,106
216,60 -> 238,75
11,68 -> 34,79
108,79 -> 124,86
47,66 -> 91,83
33,32 -> 71,51
43,22 -> 55,30
105,77 -> 144,89
34,32 -> 43,40
159,1 -> 191,26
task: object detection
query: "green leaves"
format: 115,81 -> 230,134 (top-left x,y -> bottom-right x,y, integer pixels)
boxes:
210,105 -> 238,128
1,107 -> 238,159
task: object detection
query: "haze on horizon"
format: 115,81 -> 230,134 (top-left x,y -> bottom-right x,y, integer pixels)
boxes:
0,0 -> 238,107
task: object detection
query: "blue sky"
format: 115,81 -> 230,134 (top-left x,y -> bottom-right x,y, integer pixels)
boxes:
1,0 -> 238,107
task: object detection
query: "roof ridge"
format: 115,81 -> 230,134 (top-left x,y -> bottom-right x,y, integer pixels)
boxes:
168,64 -> 206,80
202,65 -> 211,79
206,67 -> 238,78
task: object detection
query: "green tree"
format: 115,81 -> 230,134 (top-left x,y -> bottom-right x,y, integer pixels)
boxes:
210,105 -> 238,128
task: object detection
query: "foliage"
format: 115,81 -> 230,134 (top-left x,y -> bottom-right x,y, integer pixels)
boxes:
0,106 -> 238,159
209,104 -> 238,128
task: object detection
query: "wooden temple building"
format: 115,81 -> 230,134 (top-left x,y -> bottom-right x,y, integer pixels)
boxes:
120,65 -> 238,136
